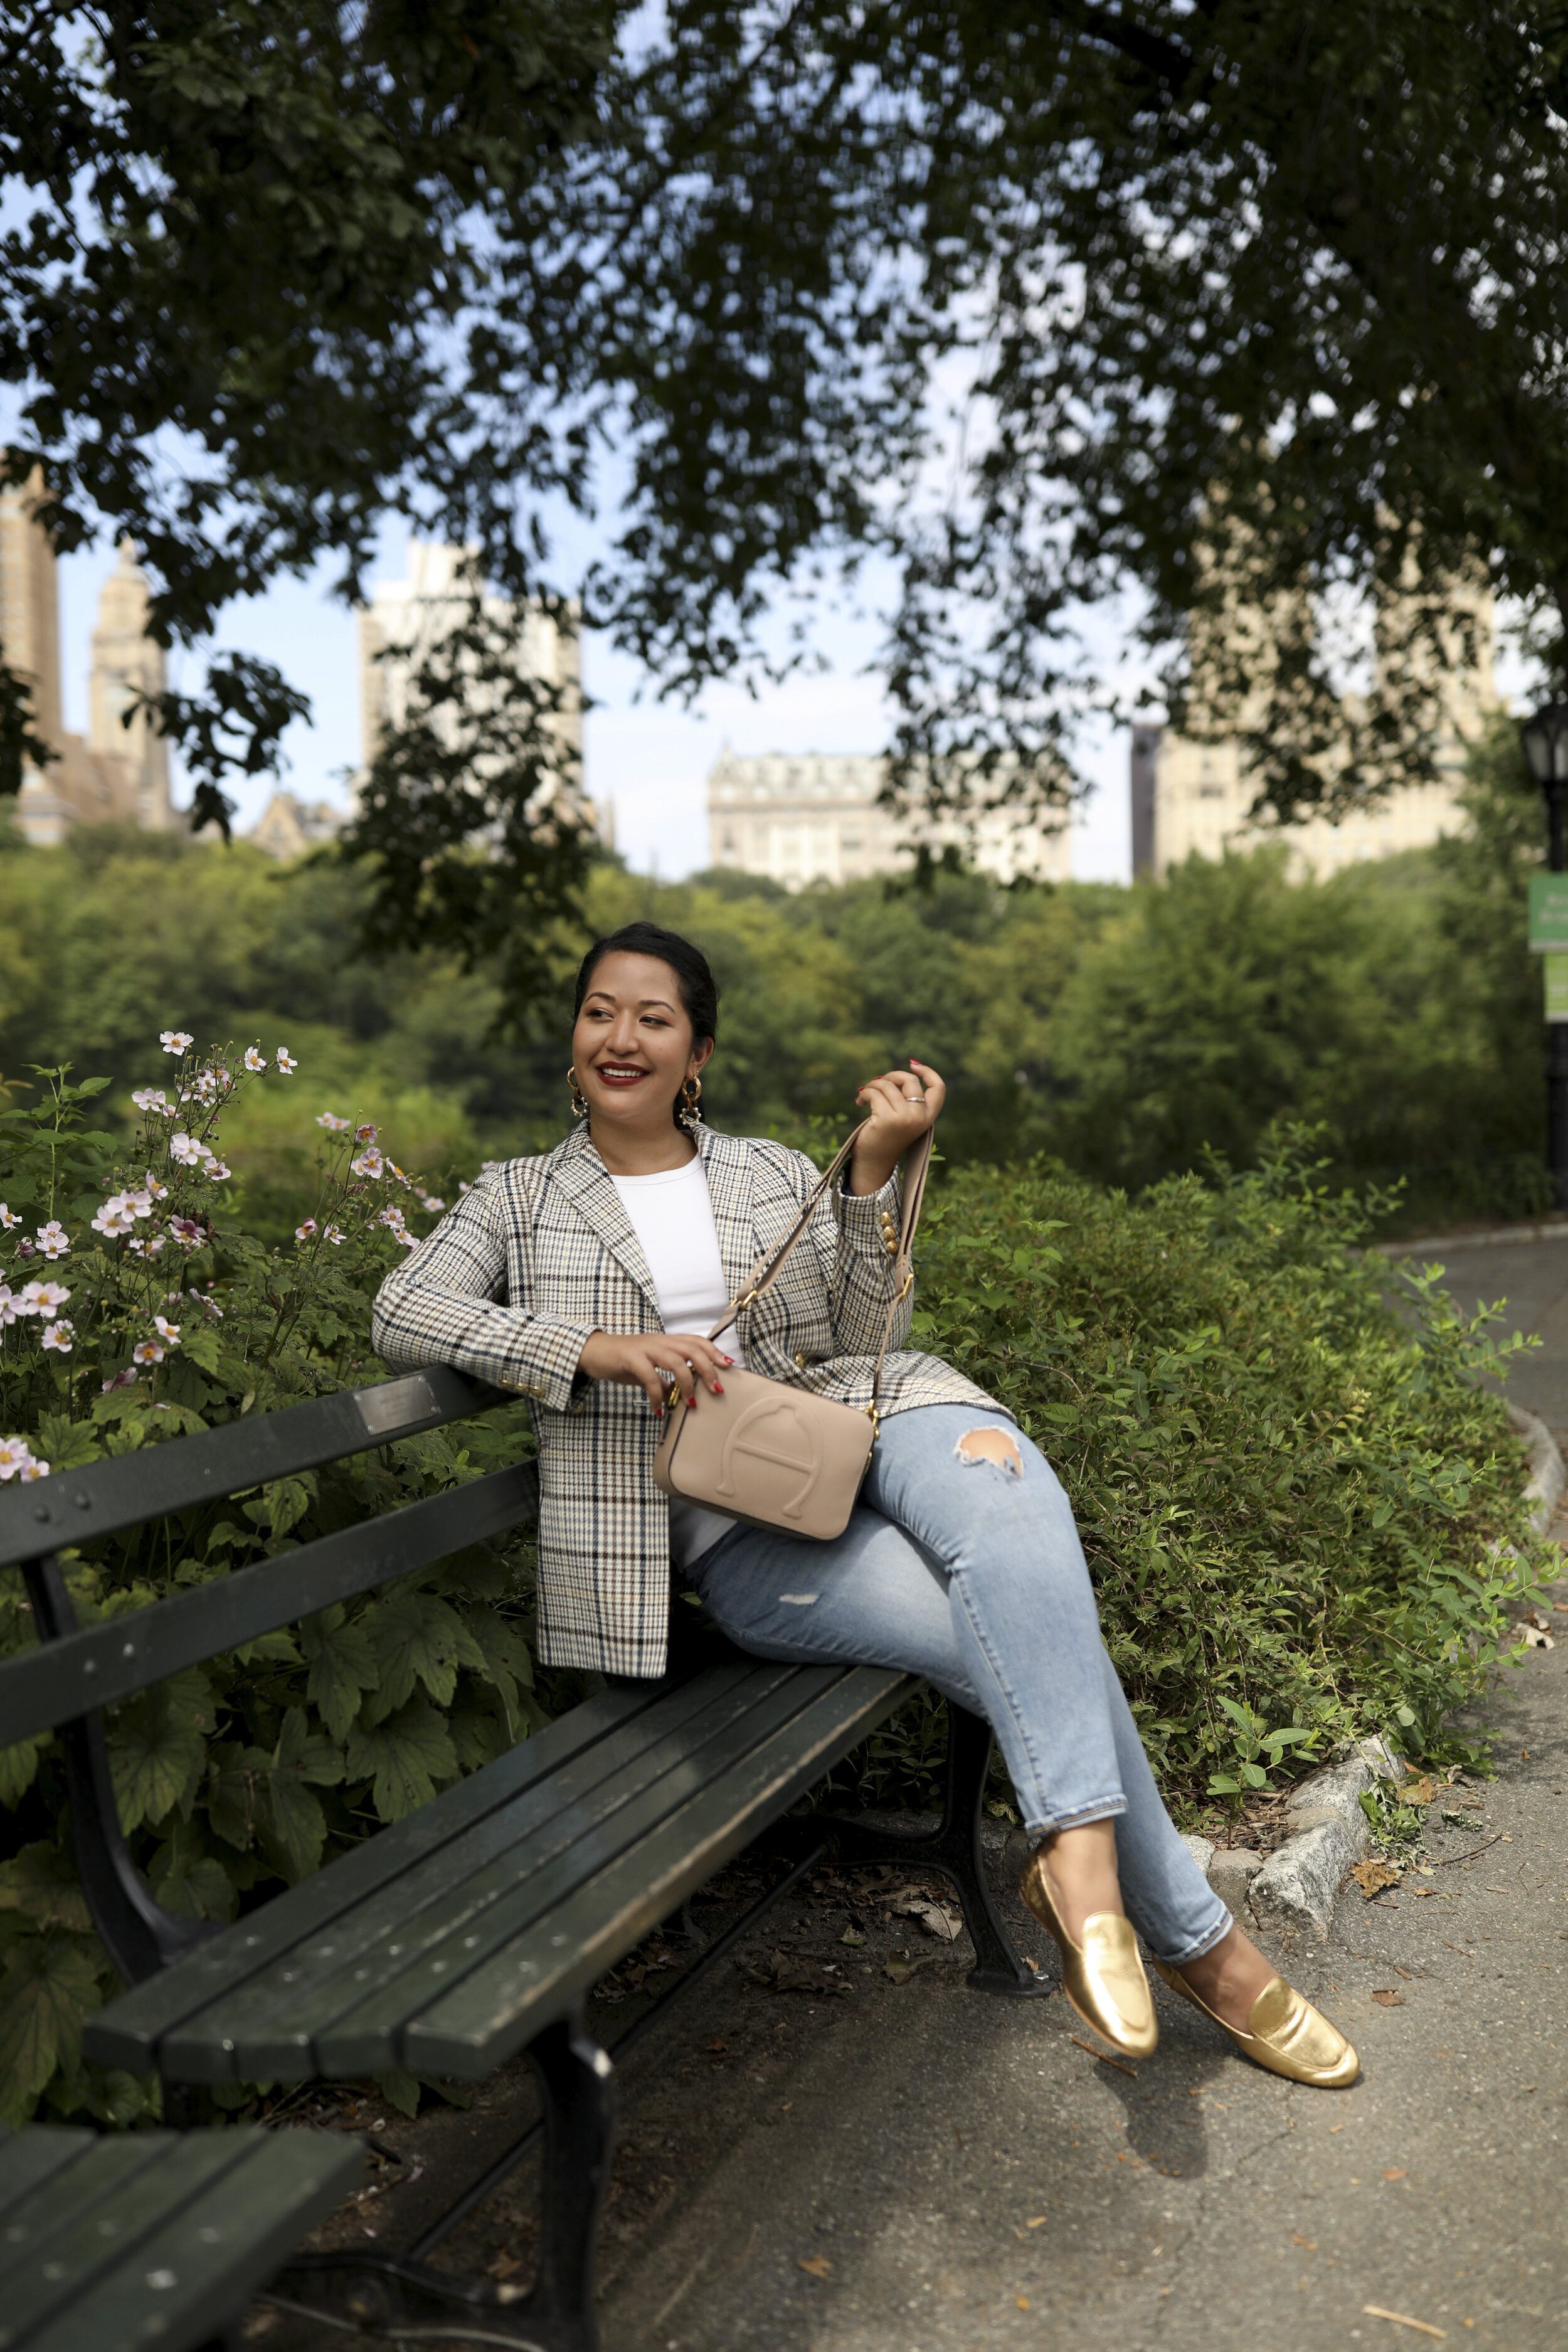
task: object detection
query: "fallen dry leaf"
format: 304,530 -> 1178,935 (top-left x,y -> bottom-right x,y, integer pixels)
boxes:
839,1928 -> 865,1947
798,2255 -> 832,2279
1292,2234 -> 1318,2248
1016,2296 -> 1031,2311
1384,2168 -> 1407,2181
1401,1775 -> 1438,1806
1352,1860 -> 1402,1899
1370,1989 -> 1406,2008
1026,2216 -> 1047,2228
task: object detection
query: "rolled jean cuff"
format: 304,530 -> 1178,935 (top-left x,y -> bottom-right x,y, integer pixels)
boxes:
1152,1904 -> 1234,1969
1024,1793 -> 1128,1838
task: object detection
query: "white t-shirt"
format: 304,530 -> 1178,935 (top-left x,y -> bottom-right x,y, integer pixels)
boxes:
610,1155 -> 746,1566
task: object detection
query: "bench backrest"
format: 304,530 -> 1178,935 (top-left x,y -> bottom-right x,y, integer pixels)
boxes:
0,1368 -> 539,1989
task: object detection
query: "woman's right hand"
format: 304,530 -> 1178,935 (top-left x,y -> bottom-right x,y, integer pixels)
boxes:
576,1330 -> 733,1414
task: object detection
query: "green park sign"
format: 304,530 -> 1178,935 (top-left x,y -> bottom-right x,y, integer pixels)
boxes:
1528,872 -> 1568,951
1547,953 -> 1568,1024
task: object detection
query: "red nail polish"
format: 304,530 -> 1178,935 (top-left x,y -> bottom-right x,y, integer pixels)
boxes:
712,1381 -> 724,1395
686,1392 -> 696,1408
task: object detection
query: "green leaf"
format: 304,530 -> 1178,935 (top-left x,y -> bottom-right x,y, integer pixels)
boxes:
107,1669 -> 215,1832
363,1589 -> 474,1720
0,1843 -> 92,1934
302,1606 -> 378,1743
148,1825 -> 240,1924
346,1695 -> 458,1823
0,1737 -> 44,1810
0,1937 -> 102,2120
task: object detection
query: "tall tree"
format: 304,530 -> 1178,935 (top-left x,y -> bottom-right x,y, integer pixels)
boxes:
6,3 -> 1567,1004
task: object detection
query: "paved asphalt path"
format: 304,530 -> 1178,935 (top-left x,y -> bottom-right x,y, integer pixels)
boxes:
591,1236 -> 1568,2352
258,1238 -> 1568,2352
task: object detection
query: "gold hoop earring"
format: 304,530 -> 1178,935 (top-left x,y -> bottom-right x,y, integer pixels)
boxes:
677,1073 -> 703,1131
567,1065 -> 589,1120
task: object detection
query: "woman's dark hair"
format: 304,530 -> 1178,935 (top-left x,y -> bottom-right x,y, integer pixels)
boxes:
572,922 -> 719,1055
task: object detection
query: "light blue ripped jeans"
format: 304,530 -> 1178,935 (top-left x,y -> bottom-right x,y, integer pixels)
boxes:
690,1401 -> 1230,1966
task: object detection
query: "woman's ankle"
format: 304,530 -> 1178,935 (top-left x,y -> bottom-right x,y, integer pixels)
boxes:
1177,1925 -> 1276,2029
1039,1820 -> 1124,1941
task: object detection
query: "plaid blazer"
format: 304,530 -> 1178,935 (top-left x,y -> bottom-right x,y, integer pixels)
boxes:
371,1120 -> 991,1678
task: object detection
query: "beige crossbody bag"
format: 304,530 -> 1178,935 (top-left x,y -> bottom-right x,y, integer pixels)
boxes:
652,1125 -> 934,1542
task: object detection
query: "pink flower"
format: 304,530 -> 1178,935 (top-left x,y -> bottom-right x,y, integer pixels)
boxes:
167,1217 -> 204,1247
0,1286 -> 19,1326
35,1222 -> 69,1259
42,1320 -> 73,1353
19,1458 -> 50,1481
171,1133 -> 210,1168
243,1047 -> 267,1072
132,1339 -> 164,1366
152,1315 -> 181,1346
206,1160 -> 231,1182
21,1279 -> 70,1315
101,1368 -> 139,1392
418,1193 -> 446,1214
323,1224 -> 345,1247
159,1030 -> 194,1054
0,1436 -> 34,1480
0,1204 -> 19,1229
351,1148 -> 384,1180
132,1086 -> 169,1115
92,1205 -> 137,1239
354,1123 -> 378,1144
295,1219 -> 318,1242
275,1047 -> 297,1074
316,1113 -> 350,1131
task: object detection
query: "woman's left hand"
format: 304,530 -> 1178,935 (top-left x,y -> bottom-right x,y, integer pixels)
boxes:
847,1059 -> 945,1195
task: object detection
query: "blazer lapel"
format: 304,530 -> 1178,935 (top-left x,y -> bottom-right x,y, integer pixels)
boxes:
546,1127 -> 660,1316
696,1125 -> 760,1305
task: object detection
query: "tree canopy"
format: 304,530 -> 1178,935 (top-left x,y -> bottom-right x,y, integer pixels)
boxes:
4,4 -> 1565,988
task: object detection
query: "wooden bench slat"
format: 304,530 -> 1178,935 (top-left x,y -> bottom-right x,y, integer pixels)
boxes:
154,1665 -> 779,2082
0,2131 -> 96,2218
0,2132 -> 255,2345
0,1368 -> 498,1573
405,1665 -> 911,2075
0,2137 -> 166,2302
85,1678 -> 713,2073
10,2131 -> 363,2352
308,1663 -> 844,2077
0,1461 -> 538,1745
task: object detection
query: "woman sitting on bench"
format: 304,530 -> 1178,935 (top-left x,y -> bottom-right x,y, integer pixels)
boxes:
373,921 -> 1357,2087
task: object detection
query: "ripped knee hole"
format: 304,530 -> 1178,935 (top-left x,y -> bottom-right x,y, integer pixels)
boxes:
955,1426 -> 1022,1475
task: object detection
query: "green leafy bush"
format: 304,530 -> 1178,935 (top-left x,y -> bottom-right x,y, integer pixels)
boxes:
903,1130 -> 1549,1810
0,1042 -> 540,2127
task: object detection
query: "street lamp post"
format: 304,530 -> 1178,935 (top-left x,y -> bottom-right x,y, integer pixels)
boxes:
1521,701 -> 1568,1209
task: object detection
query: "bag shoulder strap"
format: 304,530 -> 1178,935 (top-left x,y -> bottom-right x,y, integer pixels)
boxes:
706,1128 -> 936,1410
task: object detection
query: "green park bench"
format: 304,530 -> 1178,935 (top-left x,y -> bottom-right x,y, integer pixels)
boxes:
0,2123 -> 362,2352
0,1366 -> 1045,2351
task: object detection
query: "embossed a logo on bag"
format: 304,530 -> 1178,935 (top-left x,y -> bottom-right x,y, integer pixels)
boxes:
715,1396 -> 822,1518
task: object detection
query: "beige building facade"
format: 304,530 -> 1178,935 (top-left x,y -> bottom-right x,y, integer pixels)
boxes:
1,473 -> 176,845
1133,585 -> 1496,879
706,749 -> 1073,889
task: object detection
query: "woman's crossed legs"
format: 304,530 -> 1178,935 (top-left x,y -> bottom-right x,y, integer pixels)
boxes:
691,1401 -> 1276,2027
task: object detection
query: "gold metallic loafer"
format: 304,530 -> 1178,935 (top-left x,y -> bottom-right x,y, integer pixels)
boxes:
1153,1961 -> 1360,2087
1019,1852 -> 1158,2059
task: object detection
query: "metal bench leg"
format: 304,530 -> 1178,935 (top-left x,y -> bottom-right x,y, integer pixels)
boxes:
270,2011 -> 617,2352
522,2010 -> 618,2349
817,1700 -> 1052,1997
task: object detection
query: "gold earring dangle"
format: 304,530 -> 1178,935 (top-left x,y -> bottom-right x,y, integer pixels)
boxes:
567,1066 -> 589,1119
678,1073 -> 703,1131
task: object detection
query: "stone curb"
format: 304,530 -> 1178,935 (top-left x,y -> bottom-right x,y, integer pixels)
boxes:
1184,1735 -> 1404,1941
1507,1401 -> 1565,1536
